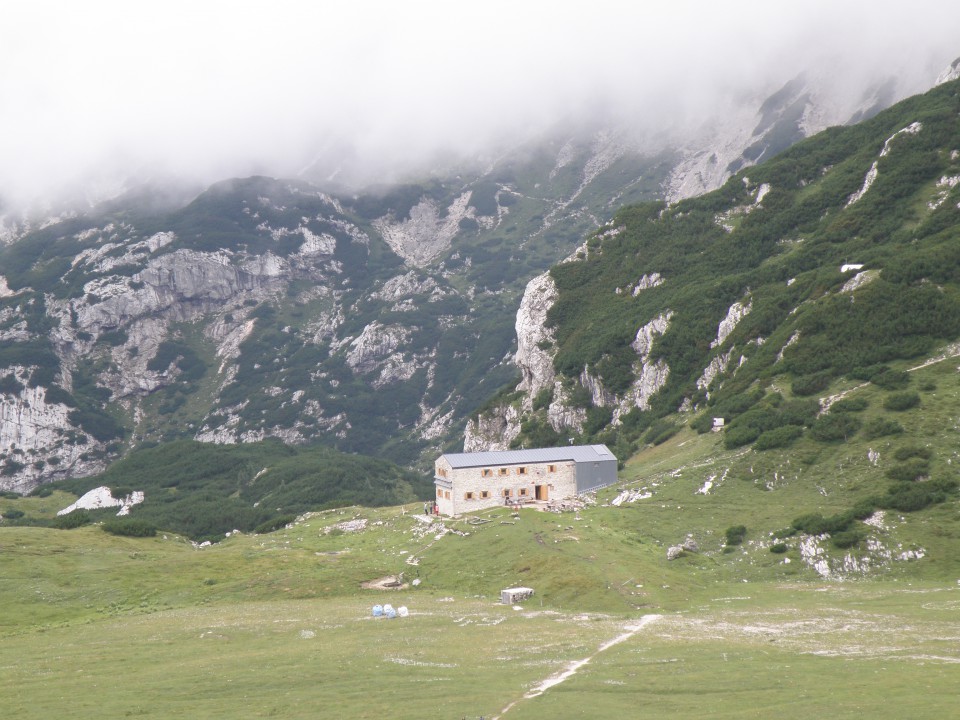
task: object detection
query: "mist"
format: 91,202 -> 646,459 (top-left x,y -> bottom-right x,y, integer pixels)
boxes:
3,0 -> 960,210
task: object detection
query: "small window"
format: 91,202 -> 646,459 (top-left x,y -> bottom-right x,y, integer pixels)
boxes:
482,468 -> 492,477
517,467 -> 526,475
436,488 -> 442,498
548,465 -> 556,473
518,487 -> 528,497
502,488 -> 512,497
480,490 -> 490,499
499,468 -> 508,476
465,491 -> 474,500
444,490 -> 450,500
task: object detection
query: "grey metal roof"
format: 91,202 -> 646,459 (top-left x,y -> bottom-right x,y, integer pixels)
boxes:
441,444 -> 615,469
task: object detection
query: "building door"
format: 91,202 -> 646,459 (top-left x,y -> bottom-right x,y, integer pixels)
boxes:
535,484 -> 548,501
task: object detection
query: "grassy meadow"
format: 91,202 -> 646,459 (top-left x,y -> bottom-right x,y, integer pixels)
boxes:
4,357 -> 960,717
3,469 -> 960,718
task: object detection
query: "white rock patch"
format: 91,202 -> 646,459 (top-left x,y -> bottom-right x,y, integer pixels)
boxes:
711,300 -> 751,348
847,122 -> 922,207
374,192 -> 473,267
58,486 -> 144,516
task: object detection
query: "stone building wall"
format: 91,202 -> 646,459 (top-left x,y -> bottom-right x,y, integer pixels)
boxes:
434,457 -> 577,516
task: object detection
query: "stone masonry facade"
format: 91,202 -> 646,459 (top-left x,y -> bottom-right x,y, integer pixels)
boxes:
434,456 -> 577,516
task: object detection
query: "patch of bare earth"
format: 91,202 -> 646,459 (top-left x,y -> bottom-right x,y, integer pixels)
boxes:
361,575 -> 408,590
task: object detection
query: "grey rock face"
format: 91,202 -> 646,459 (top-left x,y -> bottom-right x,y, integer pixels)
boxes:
374,193 -> 474,268
515,272 -> 559,400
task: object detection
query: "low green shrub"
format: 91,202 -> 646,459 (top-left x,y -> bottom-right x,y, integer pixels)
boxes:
0,373 -> 24,395
102,518 -> 157,537
689,413 -> 715,434
809,413 -> 861,442
862,417 -> 904,439
830,396 -> 868,413
254,515 -> 295,534
831,527 -> 866,549
893,445 -> 933,461
776,398 -> 820,426
883,391 -> 920,411
871,369 -> 910,390
532,387 -> 554,411
723,424 -> 760,449
725,525 -> 747,546
1,460 -> 25,476
754,425 -> 804,450
885,458 -> 931,482
883,483 -> 938,512
791,372 -> 831,397
709,389 -> 765,419
882,478 -> 958,512
644,420 -> 678,446
791,511 -> 855,536
770,542 -> 788,554
52,511 -> 92,529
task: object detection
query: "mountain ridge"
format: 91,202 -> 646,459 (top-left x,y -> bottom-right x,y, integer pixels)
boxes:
469,75 -> 960,461
0,67 -> 955,493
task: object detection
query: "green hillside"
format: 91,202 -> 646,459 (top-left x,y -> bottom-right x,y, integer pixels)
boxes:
8,440 -> 428,542
501,78 -> 960,465
3,474 -> 960,718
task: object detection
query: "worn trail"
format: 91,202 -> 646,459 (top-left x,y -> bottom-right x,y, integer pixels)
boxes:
493,613 -> 661,718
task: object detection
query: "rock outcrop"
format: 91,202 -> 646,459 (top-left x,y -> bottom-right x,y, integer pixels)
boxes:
0,366 -> 97,491
515,272 -> 559,399
374,192 -> 474,267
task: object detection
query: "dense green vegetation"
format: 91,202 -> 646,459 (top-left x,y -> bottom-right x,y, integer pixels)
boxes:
42,440 -> 430,542
505,78 -> 960,457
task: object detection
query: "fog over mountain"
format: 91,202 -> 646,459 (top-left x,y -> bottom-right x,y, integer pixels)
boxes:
3,0 -> 960,210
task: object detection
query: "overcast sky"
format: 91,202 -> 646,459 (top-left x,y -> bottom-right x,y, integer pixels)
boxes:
3,1 -> 960,208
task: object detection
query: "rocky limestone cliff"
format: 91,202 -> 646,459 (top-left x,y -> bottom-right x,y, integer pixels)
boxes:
465,258 -> 679,445
0,366 -> 96,491
514,272 -> 559,399
936,57 -> 960,86
374,192 -> 474,267
463,403 -> 522,453
664,71 -> 914,202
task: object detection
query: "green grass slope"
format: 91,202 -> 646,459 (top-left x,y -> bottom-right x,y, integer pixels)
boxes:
3,479 -> 960,718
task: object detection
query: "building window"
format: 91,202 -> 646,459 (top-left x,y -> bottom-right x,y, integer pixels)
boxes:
480,490 -> 490,499
499,468 -> 508,476
517,467 -> 526,475
436,488 -> 442,498
502,488 -> 512,497
438,467 -> 447,477
444,491 -> 450,500
465,491 -> 474,500
518,487 -> 528,497
482,468 -> 492,477
548,465 -> 556,473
